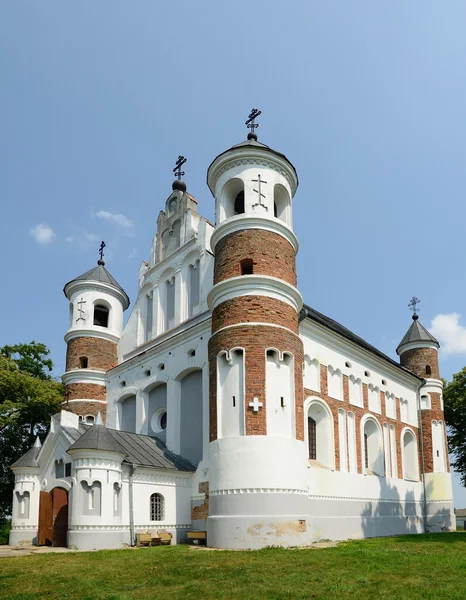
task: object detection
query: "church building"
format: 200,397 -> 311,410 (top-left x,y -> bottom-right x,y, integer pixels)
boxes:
9,113 -> 455,549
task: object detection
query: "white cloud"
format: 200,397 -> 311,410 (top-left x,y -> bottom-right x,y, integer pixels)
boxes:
429,313 -> 466,356
30,223 -> 56,245
95,210 -> 135,236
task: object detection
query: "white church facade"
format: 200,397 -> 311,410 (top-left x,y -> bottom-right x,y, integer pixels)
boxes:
10,117 -> 455,549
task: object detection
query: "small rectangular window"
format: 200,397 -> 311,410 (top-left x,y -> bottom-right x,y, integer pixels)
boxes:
240,259 -> 254,275
65,463 -> 72,477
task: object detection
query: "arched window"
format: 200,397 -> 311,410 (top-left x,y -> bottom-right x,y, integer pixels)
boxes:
188,259 -> 200,318
55,459 -> 64,479
150,493 -> 164,521
93,304 -> 109,328
362,417 -> 384,476
113,483 -> 121,516
79,356 -> 88,369
85,415 -> 95,424
307,400 -> 334,468
402,429 -> 419,481
234,191 -> 245,215
273,184 -> 291,225
148,384 -> 167,441
165,277 -> 175,331
426,365 -> 432,376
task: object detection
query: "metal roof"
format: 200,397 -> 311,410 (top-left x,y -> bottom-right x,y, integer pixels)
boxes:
301,305 -> 423,381
63,263 -> 130,308
396,318 -> 439,354
11,446 -> 40,468
68,425 -> 195,472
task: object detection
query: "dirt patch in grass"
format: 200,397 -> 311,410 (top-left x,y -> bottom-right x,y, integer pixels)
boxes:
0,533 -> 465,600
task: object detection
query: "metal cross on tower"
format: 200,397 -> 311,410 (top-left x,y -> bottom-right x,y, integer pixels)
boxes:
408,296 -> 421,320
252,174 -> 268,209
173,155 -> 187,180
245,108 -> 261,136
98,241 -> 106,262
76,297 -> 87,322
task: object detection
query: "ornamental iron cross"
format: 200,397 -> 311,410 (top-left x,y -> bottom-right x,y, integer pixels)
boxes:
245,108 -> 261,134
99,241 -> 106,261
76,297 -> 87,322
408,296 -> 420,318
252,174 -> 268,209
249,397 -> 263,412
173,155 -> 187,179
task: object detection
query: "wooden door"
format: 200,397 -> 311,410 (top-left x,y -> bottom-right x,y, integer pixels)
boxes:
52,488 -> 68,547
37,491 -> 53,546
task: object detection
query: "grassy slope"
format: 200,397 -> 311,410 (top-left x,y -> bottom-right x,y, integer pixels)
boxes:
0,533 -> 465,600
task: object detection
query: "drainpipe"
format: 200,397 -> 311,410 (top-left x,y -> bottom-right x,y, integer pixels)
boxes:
417,379 -> 428,533
129,464 -> 137,546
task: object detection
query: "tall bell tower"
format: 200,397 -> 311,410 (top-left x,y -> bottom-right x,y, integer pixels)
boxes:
62,243 -> 130,423
206,111 -> 308,548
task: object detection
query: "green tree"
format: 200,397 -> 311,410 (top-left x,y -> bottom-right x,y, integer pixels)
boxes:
443,368 -> 466,486
0,343 -> 63,519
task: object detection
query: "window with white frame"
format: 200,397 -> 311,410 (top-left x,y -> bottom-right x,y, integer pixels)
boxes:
363,417 -> 384,476
327,366 -> 343,400
402,430 -> 419,481
150,493 -> 164,521
307,400 -> 334,469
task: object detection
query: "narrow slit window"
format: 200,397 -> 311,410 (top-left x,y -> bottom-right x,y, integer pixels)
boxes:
426,365 -> 432,376
79,356 -> 88,369
232,396 -> 236,407
308,417 -> 317,460
280,396 -> 285,408
234,191 -> 245,215
240,259 -> 254,275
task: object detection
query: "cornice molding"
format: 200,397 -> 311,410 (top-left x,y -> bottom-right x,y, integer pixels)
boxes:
62,369 -> 106,386
65,280 -> 129,310
65,329 -> 120,344
210,215 -> 298,254
207,275 -> 303,312
397,340 -> 439,355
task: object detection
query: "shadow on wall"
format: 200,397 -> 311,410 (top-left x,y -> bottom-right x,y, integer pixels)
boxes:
361,452 -> 452,538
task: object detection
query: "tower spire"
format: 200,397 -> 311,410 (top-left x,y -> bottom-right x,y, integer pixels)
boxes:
408,296 -> 420,321
245,108 -> 261,141
98,240 -> 106,266
172,155 -> 187,192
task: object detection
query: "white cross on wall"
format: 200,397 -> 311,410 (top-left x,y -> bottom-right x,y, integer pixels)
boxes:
249,397 -> 263,412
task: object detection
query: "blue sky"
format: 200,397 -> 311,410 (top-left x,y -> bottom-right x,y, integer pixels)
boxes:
1,1 -> 466,505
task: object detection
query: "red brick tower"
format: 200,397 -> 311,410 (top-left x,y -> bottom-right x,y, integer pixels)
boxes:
397,298 -> 453,529
205,114 -> 308,548
62,248 -> 130,424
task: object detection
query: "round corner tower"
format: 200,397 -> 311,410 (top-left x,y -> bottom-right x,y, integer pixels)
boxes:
206,126 -> 309,548
62,253 -> 130,424
396,307 -> 452,524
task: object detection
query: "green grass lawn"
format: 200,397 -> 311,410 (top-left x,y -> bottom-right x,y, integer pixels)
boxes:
1,533 -> 465,600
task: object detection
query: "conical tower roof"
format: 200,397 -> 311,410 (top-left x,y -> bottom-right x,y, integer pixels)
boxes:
67,424 -> 126,455
396,317 -> 439,355
64,262 -> 130,309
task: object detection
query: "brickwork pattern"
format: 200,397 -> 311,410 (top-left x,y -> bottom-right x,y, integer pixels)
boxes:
65,382 -> 106,402
209,325 -> 304,441
214,230 -> 297,286
420,391 -> 450,473
400,347 -> 440,380
60,399 -> 107,423
66,337 -> 118,372
191,482 -> 209,520
304,365 -> 420,479
212,296 -> 298,333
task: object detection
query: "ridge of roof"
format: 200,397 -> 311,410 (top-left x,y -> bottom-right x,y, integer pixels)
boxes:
396,319 -> 439,354
302,304 -> 423,381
